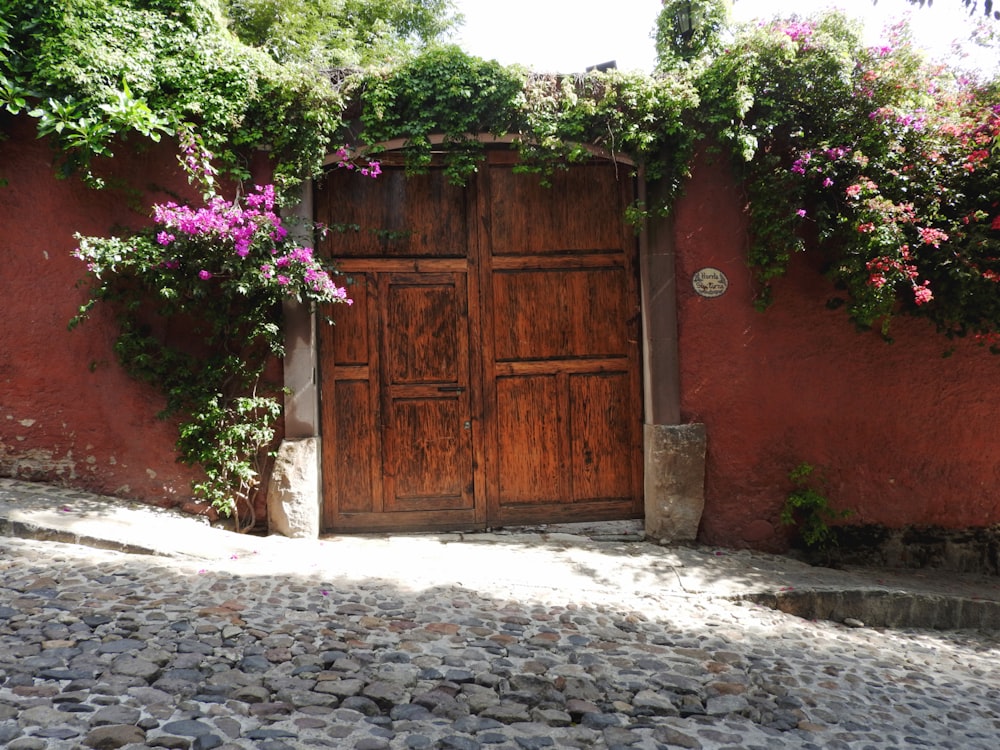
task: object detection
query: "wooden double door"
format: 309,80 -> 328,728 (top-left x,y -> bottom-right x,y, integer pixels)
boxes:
316,151 -> 643,532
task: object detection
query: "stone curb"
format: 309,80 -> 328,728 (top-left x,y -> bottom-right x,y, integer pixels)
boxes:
0,516 -> 163,557
741,589 -> 1000,630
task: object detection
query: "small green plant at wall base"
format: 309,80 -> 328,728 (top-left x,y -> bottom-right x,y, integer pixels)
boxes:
780,463 -> 853,550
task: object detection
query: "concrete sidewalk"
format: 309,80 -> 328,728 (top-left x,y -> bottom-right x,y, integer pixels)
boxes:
3,476 -> 1000,630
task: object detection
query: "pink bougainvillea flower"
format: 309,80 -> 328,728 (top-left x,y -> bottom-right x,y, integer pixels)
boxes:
913,282 -> 933,305
198,270 -> 213,280
917,227 -> 949,247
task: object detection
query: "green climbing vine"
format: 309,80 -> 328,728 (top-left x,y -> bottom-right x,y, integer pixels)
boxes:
780,463 -> 853,553
350,44 -> 698,202
0,0 -> 343,193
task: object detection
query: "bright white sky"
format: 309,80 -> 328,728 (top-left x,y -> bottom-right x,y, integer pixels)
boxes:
450,0 -> 998,75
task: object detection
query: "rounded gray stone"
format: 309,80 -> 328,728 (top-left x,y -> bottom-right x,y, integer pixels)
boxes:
97,639 -> 146,654
161,719 -> 216,737
9,739 -> 47,750
83,724 -> 146,749
16,705 -> 67,728
90,705 -> 142,727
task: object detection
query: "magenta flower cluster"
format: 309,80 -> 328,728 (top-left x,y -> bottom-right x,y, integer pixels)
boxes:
776,20 -> 816,46
149,184 -> 350,304
153,185 -> 286,260
333,146 -> 382,178
260,245 -> 350,300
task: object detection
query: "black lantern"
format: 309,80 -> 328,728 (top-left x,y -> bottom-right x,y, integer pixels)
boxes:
675,0 -> 694,42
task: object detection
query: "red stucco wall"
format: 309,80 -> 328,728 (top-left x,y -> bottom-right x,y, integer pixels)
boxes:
6,115 -> 998,545
675,151 -> 1000,551
0,116 -> 206,506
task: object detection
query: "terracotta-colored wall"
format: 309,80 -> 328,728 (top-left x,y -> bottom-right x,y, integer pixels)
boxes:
1,116 -> 204,506
675,151 -> 1000,551
6,115 -> 997,544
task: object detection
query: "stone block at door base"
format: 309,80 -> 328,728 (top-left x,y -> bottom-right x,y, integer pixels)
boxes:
644,423 -> 707,543
267,437 -> 320,539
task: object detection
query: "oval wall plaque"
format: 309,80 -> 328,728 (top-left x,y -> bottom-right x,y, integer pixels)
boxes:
692,267 -> 729,298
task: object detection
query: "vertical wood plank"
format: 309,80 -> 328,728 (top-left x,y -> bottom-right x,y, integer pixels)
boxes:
333,380 -> 375,513
464,174 -> 489,526
495,375 -> 561,504
476,160 -> 503,524
318,273 -> 383,524
569,372 -> 634,501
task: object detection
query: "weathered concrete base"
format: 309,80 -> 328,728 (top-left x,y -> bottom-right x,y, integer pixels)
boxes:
267,437 -> 320,539
644,423 -> 707,543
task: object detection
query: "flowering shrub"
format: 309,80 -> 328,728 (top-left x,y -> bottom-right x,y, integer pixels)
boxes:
697,12 -> 1000,341
71,133 -> 373,523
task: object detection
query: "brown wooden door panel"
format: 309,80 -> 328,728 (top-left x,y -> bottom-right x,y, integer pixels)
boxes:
316,168 -> 469,258
491,267 -> 631,361
568,371 -> 639,501
320,268 -> 478,529
493,371 -> 639,510
481,159 -> 643,527
494,375 -> 563,505
385,277 -> 464,384
381,272 -> 474,515
328,276 -> 371,365
489,164 -> 624,254
384,397 -> 473,511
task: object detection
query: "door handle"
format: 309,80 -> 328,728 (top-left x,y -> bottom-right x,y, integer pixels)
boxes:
437,386 -> 465,392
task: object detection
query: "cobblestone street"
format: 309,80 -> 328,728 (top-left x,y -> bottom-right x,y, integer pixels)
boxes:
3,529 -> 1000,750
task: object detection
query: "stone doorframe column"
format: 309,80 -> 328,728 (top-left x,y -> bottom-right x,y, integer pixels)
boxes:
268,167 -> 707,541
267,179 -> 322,538
637,178 -> 707,543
